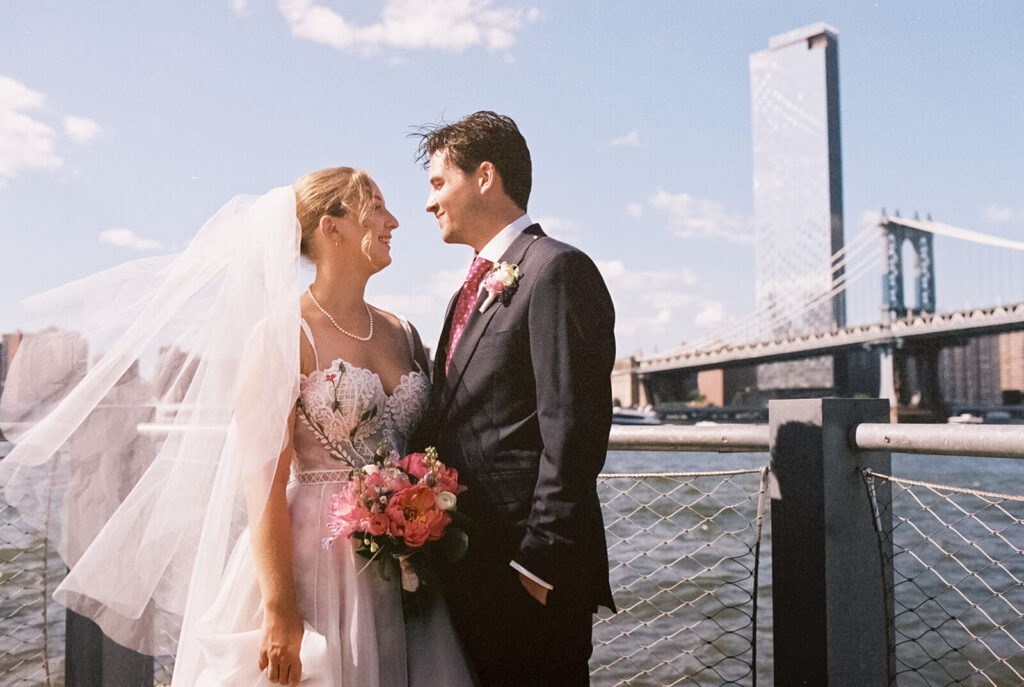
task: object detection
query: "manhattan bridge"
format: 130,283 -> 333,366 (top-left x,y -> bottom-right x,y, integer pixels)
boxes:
637,212 -> 1024,422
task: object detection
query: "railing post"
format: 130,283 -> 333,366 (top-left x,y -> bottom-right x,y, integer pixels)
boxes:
769,398 -> 893,686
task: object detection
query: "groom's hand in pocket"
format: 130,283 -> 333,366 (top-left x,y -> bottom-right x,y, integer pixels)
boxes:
518,572 -> 549,606
259,606 -> 304,685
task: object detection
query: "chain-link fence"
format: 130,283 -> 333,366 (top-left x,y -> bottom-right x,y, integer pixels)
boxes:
2,466 -> 772,687
0,492 -> 64,686
590,468 -> 770,686
0,488 -> 178,687
866,471 -> 1024,686
13,459 -> 1021,687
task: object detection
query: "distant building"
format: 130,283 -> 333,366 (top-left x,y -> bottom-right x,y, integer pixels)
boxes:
0,333 -> 22,399
611,356 -> 648,408
750,22 -> 845,391
938,332 -> 1024,407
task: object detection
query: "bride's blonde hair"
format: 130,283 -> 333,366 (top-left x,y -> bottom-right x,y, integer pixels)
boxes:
294,167 -> 375,261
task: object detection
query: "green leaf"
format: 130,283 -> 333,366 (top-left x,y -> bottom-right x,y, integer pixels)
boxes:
435,529 -> 469,564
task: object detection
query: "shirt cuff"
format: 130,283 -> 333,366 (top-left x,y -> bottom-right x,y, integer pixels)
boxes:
510,561 -> 553,590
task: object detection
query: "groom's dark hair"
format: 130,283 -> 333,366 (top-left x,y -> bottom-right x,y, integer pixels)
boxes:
414,111 -> 532,211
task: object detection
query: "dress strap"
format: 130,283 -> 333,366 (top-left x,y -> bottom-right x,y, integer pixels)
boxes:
299,317 -> 321,370
399,317 -> 422,372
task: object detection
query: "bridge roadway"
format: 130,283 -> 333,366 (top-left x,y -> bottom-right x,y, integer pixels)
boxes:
638,301 -> 1024,374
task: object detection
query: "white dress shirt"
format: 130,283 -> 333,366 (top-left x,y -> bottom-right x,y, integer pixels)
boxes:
477,213 -> 533,263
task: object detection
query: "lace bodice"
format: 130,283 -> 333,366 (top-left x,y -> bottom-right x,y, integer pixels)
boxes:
293,317 -> 430,473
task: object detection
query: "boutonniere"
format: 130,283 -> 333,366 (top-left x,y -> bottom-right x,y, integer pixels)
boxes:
479,262 -> 521,313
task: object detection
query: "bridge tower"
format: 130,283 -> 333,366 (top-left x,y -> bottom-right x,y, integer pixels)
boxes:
878,215 -> 941,420
881,215 -> 936,321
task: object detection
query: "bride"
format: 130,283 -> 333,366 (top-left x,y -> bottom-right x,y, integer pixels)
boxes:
0,167 -> 475,686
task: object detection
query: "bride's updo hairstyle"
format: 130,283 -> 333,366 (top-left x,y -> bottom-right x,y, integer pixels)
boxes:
294,167 -> 375,261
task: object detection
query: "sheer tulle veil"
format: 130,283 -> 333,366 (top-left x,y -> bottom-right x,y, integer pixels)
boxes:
0,186 -> 302,656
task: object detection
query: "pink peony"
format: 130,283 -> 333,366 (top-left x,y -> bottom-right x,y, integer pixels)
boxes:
363,471 -> 385,490
432,463 -> 467,495
327,486 -> 371,538
385,484 -> 451,548
398,453 -> 430,481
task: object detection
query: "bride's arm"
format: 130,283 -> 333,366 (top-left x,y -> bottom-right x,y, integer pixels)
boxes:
250,418 -> 304,686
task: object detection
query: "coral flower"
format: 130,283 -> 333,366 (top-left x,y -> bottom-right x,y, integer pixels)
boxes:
385,484 -> 451,547
366,513 -> 390,536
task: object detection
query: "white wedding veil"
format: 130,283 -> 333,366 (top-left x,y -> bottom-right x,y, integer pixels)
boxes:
0,186 -> 302,656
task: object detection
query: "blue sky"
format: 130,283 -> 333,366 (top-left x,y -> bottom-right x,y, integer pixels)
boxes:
1,0 -> 1022,357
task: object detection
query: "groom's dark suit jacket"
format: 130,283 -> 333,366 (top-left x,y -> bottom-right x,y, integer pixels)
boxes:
421,224 -> 616,612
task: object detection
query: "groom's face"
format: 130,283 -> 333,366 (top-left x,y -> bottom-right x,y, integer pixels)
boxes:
425,151 -> 481,247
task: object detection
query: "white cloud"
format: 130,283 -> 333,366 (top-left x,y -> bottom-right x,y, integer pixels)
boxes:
0,75 -> 62,184
533,215 -> 582,243
63,115 -> 102,144
595,259 -> 719,353
231,0 -> 250,15
861,209 -> 882,228
533,215 -> 571,232
650,189 -> 753,244
596,260 -> 696,293
276,0 -> 537,53
609,130 -> 639,148
370,267 -> 465,346
984,204 -> 1018,223
627,202 -> 643,218
694,301 -> 725,328
99,229 -> 165,251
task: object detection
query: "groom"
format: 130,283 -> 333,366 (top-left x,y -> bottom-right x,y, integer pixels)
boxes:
414,111 -> 616,686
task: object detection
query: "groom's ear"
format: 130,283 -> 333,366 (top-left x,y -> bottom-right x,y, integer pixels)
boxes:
476,161 -> 498,195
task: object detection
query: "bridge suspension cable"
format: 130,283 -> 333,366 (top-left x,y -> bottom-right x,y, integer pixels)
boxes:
663,216 -> 1024,358
886,217 -> 1024,251
684,224 -> 881,352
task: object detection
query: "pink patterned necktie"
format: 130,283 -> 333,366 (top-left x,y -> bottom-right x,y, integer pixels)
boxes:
446,256 -> 493,373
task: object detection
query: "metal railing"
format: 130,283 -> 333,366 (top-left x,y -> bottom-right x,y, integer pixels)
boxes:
4,403 -> 1024,686
604,401 -> 1024,686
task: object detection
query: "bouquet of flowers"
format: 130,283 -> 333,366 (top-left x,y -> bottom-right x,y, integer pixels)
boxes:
324,443 -> 469,604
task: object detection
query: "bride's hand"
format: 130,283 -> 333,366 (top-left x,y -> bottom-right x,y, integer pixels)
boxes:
258,607 -> 305,685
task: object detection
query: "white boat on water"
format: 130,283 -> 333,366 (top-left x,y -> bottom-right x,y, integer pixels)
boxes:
612,406 -> 661,425
947,413 -> 983,425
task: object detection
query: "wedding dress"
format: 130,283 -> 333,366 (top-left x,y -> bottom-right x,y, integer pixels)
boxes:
183,318 -> 476,686
0,186 -> 475,686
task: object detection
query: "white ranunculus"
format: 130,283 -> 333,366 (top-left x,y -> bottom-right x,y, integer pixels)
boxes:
437,491 -> 457,511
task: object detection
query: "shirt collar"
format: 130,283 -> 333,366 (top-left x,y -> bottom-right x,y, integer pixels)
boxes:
477,213 -> 532,263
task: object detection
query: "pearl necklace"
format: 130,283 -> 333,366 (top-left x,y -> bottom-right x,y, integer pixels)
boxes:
306,288 -> 374,342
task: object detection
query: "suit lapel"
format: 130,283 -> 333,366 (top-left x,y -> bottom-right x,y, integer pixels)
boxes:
438,224 -> 545,418
432,289 -> 461,383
